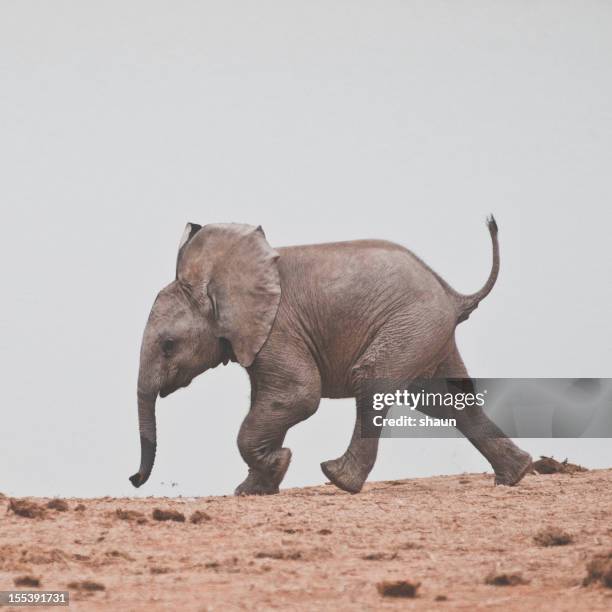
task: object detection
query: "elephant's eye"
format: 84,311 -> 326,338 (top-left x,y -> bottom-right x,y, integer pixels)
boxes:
162,338 -> 175,356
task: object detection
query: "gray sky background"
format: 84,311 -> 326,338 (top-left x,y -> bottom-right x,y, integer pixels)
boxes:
1,1 -> 611,498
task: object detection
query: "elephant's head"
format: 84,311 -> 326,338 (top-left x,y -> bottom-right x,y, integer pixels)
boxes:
129,223 -> 281,488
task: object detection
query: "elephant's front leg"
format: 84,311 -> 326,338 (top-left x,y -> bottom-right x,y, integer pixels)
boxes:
235,383 -> 320,496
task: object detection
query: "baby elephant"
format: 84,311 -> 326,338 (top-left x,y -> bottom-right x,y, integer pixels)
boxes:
130,219 -> 532,495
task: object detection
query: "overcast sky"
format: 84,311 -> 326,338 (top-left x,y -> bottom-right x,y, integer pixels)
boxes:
1,1 -> 611,498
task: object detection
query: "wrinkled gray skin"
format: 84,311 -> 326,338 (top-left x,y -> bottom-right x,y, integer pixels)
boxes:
130,219 -> 532,495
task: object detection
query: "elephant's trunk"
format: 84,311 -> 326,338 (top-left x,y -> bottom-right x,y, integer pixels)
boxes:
129,388 -> 157,488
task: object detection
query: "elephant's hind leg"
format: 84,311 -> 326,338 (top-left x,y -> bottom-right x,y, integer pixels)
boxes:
321,396 -> 382,494
435,345 -> 532,486
322,313 -> 452,493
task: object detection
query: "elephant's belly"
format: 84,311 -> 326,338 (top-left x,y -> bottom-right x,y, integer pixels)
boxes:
320,380 -> 355,399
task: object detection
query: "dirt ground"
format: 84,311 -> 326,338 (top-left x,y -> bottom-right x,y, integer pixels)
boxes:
1,469 -> 611,611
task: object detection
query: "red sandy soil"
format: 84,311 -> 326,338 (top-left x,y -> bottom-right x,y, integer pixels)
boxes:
1,469 -> 611,611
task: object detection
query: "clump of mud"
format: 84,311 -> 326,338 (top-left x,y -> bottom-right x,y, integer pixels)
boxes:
397,541 -> 423,550
14,575 -> 41,587
152,508 -> 185,522
255,549 -> 303,561
67,580 -> 105,591
532,456 -> 586,475
362,552 -> 398,561
534,527 -> 573,547
105,550 -> 134,562
377,579 -> 420,598
47,499 -> 69,512
254,547 -> 330,561
485,571 -> 528,586
115,508 -> 147,524
8,498 -> 46,519
189,510 -> 211,524
21,547 -> 68,565
583,551 -> 612,588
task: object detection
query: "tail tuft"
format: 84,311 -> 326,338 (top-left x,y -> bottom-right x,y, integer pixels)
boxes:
487,214 -> 498,235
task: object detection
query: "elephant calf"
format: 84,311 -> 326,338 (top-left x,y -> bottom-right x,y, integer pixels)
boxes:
129,219 -> 532,495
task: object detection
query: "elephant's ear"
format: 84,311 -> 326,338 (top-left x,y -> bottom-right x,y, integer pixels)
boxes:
177,223 -> 281,367
176,222 -> 202,277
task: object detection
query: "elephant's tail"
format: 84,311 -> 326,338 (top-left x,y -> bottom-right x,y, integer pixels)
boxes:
451,215 -> 500,323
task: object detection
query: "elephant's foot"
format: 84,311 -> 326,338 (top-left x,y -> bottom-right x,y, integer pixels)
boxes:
321,454 -> 368,494
234,473 -> 279,496
234,447 -> 292,496
493,447 -> 533,486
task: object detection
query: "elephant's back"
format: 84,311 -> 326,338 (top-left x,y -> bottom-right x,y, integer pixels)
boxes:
271,240 -> 456,397
275,239 -> 447,298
